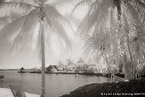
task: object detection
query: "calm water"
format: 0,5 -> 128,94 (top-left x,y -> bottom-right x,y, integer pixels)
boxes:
0,71 -> 110,97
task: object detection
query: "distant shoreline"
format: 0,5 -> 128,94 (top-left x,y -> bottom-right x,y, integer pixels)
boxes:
0,69 -> 33,71
2,70 -> 145,78
0,69 -> 126,78
0,69 -> 19,71
17,70 -> 125,78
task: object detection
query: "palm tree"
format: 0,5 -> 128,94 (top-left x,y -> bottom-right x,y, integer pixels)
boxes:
73,0 -> 145,79
0,0 -> 74,97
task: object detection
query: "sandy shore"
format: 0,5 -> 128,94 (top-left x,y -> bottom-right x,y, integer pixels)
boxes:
0,88 -> 40,97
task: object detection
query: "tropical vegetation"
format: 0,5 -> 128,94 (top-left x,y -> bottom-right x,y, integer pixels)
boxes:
1,0 -> 145,96
73,0 -> 145,80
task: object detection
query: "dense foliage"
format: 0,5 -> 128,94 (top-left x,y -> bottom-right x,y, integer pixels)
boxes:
73,0 -> 145,79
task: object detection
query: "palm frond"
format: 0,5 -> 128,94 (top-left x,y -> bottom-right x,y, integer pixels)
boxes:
0,15 -> 26,42
44,4 -> 75,41
0,2 -> 34,19
31,21 -> 41,52
71,0 -> 94,17
0,17 -> 10,29
77,0 -> 114,36
84,34 -> 106,65
48,33 -> 65,57
121,2 -> 145,66
84,30 -> 110,56
124,1 -> 145,47
5,0 -> 40,7
44,4 -> 70,23
51,0 -> 74,7
12,9 -> 39,50
75,1 -> 97,36
125,2 -> 143,27
128,0 -> 145,26
45,18 -> 71,49
52,0 -> 73,4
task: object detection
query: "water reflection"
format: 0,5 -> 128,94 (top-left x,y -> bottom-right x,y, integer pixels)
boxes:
0,71 -> 110,97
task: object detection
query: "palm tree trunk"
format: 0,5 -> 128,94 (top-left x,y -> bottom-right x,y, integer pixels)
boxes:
40,0 -> 46,97
101,54 -> 111,73
115,0 -> 134,79
122,54 -> 128,79
40,22 -> 46,97
126,33 -> 136,79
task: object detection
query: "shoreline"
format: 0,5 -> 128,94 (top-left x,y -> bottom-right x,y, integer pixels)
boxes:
18,70 -> 124,78
60,78 -> 145,97
1,70 -> 145,97
2,70 -> 144,78
1,79 -> 145,97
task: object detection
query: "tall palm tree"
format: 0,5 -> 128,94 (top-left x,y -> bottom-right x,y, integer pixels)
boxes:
0,0 -> 74,97
73,0 -> 145,79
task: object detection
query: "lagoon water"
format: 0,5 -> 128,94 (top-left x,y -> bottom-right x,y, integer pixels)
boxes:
0,71 -> 110,97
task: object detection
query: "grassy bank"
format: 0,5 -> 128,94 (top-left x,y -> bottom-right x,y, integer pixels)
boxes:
60,79 -> 145,97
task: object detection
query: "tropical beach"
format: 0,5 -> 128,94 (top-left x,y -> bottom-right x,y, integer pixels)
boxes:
0,0 -> 145,97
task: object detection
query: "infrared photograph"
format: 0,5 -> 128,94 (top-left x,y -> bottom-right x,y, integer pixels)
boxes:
0,0 -> 145,97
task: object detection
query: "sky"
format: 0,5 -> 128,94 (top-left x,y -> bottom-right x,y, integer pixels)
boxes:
0,0 -> 88,69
